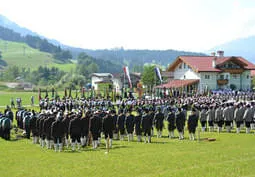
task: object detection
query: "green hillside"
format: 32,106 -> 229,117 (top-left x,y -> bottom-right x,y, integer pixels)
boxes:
0,39 -> 75,71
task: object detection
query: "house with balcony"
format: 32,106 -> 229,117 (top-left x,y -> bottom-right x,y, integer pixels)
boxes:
156,51 -> 255,94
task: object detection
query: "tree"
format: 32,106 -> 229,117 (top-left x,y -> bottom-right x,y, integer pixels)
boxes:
141,65 -> 156,93
0,51 -> 2,59
3,66 -> 20,81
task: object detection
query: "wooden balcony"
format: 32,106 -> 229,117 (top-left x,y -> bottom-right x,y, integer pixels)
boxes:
221,68 -> 244,74
217,79 -> 228,85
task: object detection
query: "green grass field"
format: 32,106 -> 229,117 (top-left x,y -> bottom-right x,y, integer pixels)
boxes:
0,128 -> 254,177
0,39 -> 75,72
1,91 -> 255,177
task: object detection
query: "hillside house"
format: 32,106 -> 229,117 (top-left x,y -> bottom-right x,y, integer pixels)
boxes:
156,51 -> 255,94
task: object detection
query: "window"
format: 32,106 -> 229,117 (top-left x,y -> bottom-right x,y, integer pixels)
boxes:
232,74 -> 237,79
226,75 -> 229,79
183,63 -> 186,69
205,75 -> 210,79
184,75 -> 186,79
247,75 -> 250,79
179,63 -> 182,69
220,75 -> 224,79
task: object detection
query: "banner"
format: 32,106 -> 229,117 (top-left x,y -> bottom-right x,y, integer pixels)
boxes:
123,66 -> 132,88
45,89 -> 48,98
64,88 -> 67,98
38,88 -> 41,101
51,88 -> 55,98
154,67 -> 162,83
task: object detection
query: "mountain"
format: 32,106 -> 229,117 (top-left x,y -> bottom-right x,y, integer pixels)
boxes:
80,48 -> 206,69
0,13 -> 207,69
211,36 -> 255,63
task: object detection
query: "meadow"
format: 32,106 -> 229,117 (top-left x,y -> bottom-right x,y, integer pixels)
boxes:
0,39 -> 75,72
1,91 -> 255,177
0,127 -> 254,177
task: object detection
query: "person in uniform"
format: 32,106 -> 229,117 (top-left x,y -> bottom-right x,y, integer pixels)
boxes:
102,110 -> 114,148
141,108 -> 153,143
1,116 -> 12,140
134,108 -> 142,142
199,106 -> 208,132
90,111 -> 101,149
117,109 -> 126,140
80,110 -> 90,147
187,108 -> 199,140
62,112 -> 71,148
223,103 -> 231,133
29,110 -> 39,144
112,110 -> 119,140
51,112 -> 65,152
69,112 -> 82,151
167,107 -> 176,138
243,104 -> 253,133
23,112 -> 31,139
215,105 -> 223,133
207,105 -> 215,132
234,103 -> 245,133
125,109 -> 135,141
154,107 -> 165,138
38,113 -> 47,147
43,112 -> 55,149
175,107 -> 185,140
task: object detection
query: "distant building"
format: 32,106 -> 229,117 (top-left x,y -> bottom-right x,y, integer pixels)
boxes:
91,72 -> 141,93
91,73 -> 113,90
156,51 -> 255,93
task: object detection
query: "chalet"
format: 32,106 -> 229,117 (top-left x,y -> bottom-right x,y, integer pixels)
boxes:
156,51 -> 255,94
91,73 -> 113,90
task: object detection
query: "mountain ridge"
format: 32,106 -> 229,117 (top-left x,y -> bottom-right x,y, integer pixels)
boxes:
0,13 -> 208,68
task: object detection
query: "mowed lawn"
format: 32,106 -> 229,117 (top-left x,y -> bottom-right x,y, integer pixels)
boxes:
0,128 -> 255,177
1,91 -> 255,176
0,91 -> 39,107
0,39 -> 55,68
0,39 -> 75,72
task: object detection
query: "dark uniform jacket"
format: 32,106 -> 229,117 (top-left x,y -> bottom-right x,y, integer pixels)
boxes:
69,116 -> 82,135
51,120 -> 65,138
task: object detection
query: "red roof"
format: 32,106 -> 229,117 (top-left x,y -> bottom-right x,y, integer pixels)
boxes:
155,79 -> 199,89
168,56 -> 255,72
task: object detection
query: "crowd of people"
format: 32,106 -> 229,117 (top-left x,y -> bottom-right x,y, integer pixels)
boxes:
1,90 -> 255,152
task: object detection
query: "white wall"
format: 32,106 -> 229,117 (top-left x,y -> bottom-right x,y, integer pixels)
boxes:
174,62 -> 200,79
198,72 -> 217,92
112,78 -> 122,93
229,73 -> 241,90
241,70 -> 251,90
91,76 -> 103,90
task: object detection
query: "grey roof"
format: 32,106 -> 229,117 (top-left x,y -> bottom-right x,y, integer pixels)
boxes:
91,73 -> 113,78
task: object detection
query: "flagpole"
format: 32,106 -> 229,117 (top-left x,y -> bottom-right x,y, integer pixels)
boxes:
123,70 -> 126,98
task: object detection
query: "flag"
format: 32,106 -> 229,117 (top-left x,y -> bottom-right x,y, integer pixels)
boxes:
51,88 -> 55,98
69,88 -> 72,98
154,67 -> 162,83
123,66 -> 132,88
64,88 -> 67,98
45,89 -> 48,98
38,88 -> 41,101
82,87 -> 85,98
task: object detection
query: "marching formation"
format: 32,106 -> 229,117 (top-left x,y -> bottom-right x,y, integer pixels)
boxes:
1,90 -> 255,152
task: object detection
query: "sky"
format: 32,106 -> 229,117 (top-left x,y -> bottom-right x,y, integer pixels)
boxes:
0,0 -> 255,52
